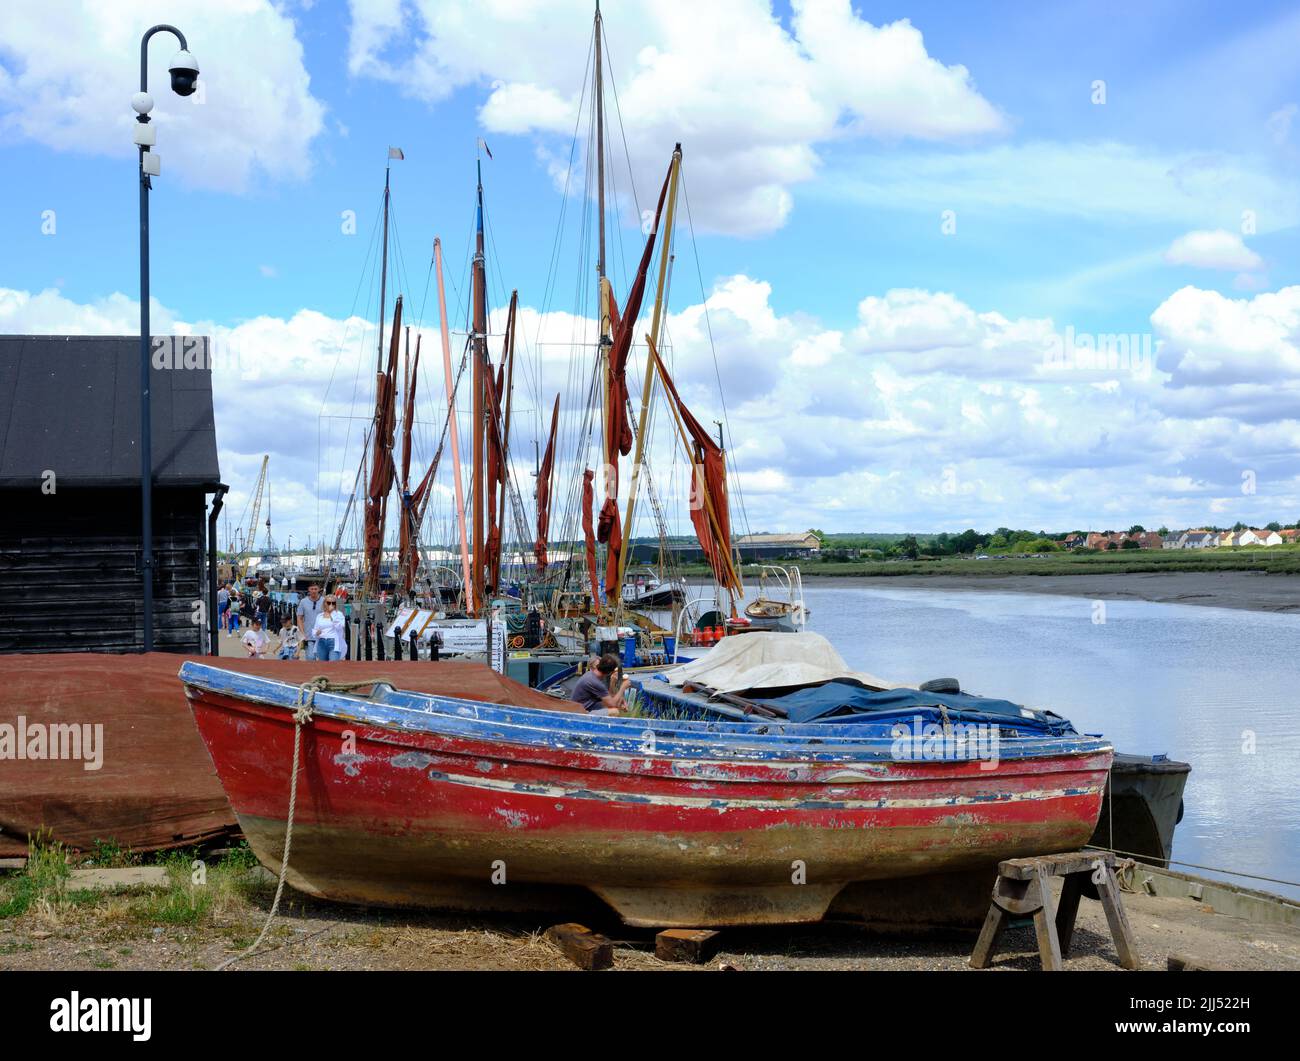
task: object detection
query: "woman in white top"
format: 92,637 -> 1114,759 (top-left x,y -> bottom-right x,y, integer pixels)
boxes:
311,596 -> 346,661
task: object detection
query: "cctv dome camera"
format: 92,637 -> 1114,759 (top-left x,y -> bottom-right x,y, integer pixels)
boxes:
168,49 -> 199,97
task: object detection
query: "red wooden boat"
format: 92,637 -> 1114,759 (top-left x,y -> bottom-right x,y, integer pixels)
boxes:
180,661 -> 1111,927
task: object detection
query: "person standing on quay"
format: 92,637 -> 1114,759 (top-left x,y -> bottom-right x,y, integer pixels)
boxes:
311,595 -> 346,661
297,583 -> 323,658
256,587 -> 272,631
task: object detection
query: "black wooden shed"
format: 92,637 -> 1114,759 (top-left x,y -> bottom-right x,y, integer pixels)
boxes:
0,335 -> 224,653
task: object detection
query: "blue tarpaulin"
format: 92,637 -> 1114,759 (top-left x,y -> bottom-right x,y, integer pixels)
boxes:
753,680 -> 1070,732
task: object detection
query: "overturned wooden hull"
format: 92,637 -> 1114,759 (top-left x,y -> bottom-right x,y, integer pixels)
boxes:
180,662 -> 1112,927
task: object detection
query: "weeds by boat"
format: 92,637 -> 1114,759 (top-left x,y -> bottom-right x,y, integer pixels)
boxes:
85,838 -> 140,869
0,836 -> 270,930
621,688 -> 706,722
0,832 -> 69,919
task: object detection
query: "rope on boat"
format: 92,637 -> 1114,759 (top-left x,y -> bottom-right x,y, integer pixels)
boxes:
1087,844 -> 1300,893
214,676 -> 389,971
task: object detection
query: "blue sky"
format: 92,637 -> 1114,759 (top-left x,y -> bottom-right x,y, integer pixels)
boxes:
2,0 -> 1299,545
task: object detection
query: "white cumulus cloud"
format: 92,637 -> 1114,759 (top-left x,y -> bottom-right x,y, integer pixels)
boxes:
1164,229 -> 1264,271
345,0 -> 1005,235
0,0 -> 327,192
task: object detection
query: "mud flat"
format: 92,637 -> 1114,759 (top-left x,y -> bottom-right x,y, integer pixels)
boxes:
813,571 -> 1300,615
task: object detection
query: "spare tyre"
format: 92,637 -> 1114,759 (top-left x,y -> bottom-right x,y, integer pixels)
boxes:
919,677 -> 961,694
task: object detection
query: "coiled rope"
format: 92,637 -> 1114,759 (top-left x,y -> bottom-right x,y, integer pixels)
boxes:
215,676 -> 389,971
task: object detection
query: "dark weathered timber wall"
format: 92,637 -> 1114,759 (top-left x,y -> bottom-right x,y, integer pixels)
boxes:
0,487 -> 207,653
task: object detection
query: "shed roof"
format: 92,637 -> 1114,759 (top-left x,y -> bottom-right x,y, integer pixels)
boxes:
0,335 -> 221,489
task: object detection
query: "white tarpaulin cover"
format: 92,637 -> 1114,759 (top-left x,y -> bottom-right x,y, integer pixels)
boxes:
661,631 -> 899,694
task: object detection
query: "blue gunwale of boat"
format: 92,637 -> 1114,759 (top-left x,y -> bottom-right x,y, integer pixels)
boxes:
179,662 -> 1111,766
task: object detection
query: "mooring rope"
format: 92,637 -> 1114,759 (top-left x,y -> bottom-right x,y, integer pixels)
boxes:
215,676 -> 389,971
1086,843 -> 1300,893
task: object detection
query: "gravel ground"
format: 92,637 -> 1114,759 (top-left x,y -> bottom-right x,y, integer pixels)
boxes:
2,876 -> 1297,972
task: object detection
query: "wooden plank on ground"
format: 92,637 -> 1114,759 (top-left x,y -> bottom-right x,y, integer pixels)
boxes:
656,928 -> 721,964
544,923 -> 614,971
1168,953 -> 1220,972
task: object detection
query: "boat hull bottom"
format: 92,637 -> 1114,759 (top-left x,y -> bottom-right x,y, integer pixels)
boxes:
237,813 -> 1087,928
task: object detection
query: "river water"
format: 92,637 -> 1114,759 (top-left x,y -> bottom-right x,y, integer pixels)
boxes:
703,582 -> 1300,900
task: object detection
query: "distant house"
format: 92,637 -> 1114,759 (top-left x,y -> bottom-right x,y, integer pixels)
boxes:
1161,534 -> 1182,549
734,532 -> 822,560
1131,531 -> 1163,550
0,335 -> 224,653
1180,531 -> 1216,549
1254,529 -> 1283,546
1280,529 -> 1299,544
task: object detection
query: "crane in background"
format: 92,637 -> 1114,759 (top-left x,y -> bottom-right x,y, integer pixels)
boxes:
233,455 -> 270,582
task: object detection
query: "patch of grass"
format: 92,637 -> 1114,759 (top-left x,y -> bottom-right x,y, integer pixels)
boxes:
85,839 -> 139,869
218,842 -> 261,874
123,845 -> 268,929
0,833 -> 70,919
64,888 -> 109,907
136,885 -> 213,926
621,687 -> 706,722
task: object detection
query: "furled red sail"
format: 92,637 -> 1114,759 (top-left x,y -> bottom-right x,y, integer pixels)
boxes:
597,161 -> 673,594
582,468 -> 600,606
646,336 -> 740,596
398,332 -> 424,594
401,465 -> 435,594
484,358 -> 505,593
364,296 -> 403,592
483,295 -> 517,594
535,393 -> 560,573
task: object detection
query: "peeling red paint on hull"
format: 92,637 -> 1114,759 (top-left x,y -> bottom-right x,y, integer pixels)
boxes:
184,674 -> 1110,927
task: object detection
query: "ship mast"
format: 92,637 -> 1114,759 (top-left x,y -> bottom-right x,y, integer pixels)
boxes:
471,156 -> 488,616
615,144 -> 682,606
435,238 -> 473,609
377,155 -> 394,374
594,0 -> 613,611
595,2 -> 607,298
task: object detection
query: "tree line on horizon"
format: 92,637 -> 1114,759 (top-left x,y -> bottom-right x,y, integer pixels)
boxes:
799,521 -> 1300,561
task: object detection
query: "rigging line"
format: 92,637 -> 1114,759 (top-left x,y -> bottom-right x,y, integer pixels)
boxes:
318,185 -> 384,417
414,329 -> 472,554
599,17 -> 641,218
533,28 -> 593,335
680,168 -> 753,543
385,195 -> 415,309
327,187 -> 386,553
481,196 -> 543,456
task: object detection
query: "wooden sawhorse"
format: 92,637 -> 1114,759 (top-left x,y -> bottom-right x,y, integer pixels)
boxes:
970,850 -> 1140,970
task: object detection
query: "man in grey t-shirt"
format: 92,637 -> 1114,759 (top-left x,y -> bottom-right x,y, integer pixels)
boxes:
297,584 -> 323,657
570,654 -> 629,715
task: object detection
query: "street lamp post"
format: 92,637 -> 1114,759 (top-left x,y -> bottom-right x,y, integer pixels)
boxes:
134,25 -> 198,652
